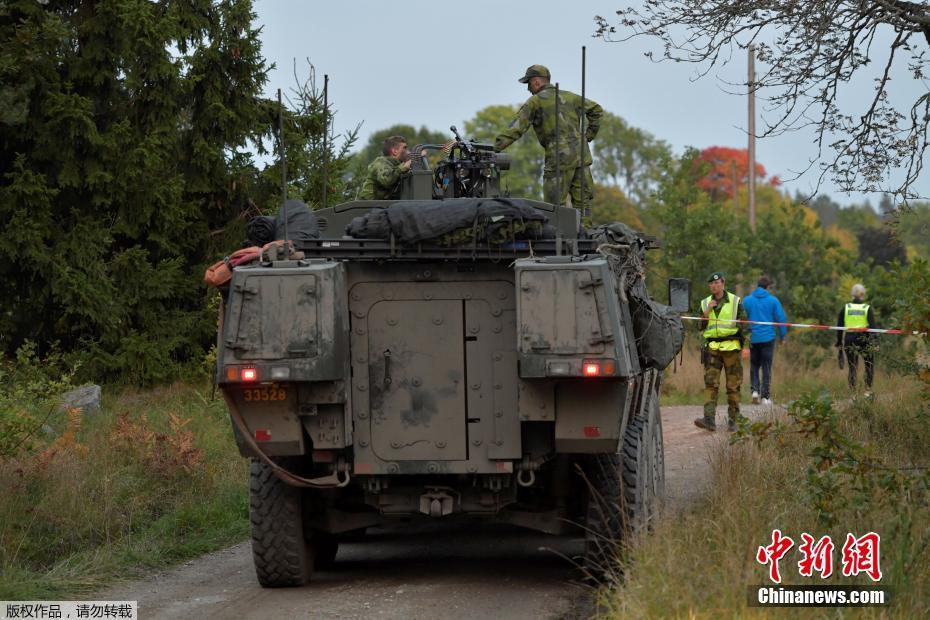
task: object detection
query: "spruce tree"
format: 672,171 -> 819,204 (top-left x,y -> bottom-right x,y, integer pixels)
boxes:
0,0 -> 270,383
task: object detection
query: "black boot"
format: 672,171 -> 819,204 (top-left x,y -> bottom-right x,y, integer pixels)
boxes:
694,416 -> 716,431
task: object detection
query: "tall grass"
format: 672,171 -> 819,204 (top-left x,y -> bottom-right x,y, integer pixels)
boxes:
661,338 -> 896,405
603,377 -> 930,618
0,383 -> 248,599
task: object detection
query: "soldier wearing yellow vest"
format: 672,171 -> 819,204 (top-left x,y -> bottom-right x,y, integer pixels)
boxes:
835,283 -> 877,394
695,272 -> 750,432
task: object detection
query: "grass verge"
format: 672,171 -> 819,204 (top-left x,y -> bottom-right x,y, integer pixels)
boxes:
0,383 -> 248,599
602,377 -> 930,618
661,339 -> 896,405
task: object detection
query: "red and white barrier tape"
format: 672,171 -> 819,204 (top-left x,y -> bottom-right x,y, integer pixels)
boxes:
680,316 -> 925,336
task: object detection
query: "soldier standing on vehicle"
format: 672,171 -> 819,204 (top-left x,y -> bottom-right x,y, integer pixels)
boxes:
494,64 -> 603,207
359,135 -> 412,200
695,272 -> 750,433
835,283 -> 877,396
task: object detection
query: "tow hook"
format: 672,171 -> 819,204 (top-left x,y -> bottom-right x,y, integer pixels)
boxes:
419,487 -> 456,517
517,468 -> 536,487
516,455 -> 543,487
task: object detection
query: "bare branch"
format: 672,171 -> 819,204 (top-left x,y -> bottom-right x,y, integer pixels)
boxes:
595,1 -> 930,203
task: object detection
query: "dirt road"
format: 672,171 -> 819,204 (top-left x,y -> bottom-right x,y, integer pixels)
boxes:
99,404 -> 771,619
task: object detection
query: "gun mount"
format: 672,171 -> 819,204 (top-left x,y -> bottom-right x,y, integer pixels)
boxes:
406,125 -> 512,200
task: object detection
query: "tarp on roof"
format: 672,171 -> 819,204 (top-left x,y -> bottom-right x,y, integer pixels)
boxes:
346,197 -> 552,245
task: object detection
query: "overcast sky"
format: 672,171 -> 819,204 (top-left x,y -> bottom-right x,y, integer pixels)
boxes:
253,0 -> 926,208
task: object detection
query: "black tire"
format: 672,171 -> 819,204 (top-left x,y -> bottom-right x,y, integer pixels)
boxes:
622,397 -> 662,534
582,451 -> 623,578
582,391 -> 664,578
250,459 -> 314,587
649,400 -> 666,511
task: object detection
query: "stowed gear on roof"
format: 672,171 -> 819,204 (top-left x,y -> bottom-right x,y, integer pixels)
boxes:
345,198 -> 555,245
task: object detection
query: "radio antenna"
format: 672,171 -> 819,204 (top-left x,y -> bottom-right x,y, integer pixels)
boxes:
277,88 -> 288,245
555,82 -> 560,206
580,46 -> 587,216
322,74 -> 329,210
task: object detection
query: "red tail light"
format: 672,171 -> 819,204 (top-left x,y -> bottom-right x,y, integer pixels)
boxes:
241,367 -> 258,382
582,359 -> 617,377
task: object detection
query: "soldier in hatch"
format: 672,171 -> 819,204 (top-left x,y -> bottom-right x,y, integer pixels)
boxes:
494,64 -> 603,207
359,135 -> 412,200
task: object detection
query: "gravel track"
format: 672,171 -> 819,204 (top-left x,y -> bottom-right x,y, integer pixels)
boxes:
98,404 -> 775,619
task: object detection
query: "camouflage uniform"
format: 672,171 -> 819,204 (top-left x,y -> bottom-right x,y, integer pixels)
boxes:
703,349 -> 743,421
359,155 -> 409,200
700,290 -> 750,425
495,84 -> 603,207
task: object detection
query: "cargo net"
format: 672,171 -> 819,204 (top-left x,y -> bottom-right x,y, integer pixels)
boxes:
588,223 -> 684,371
345,198 -> 557,246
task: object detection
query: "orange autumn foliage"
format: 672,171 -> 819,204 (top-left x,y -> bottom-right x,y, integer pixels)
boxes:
35,407 -> 89,470
110,412 -> 204,476
696,146 -> 781,201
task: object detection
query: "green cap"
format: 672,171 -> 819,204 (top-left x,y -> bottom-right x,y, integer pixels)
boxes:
707,271 -> 725,283
518,64 -> 551,83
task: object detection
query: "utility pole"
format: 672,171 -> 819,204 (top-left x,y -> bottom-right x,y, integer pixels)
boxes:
748,45 -> 757,233
731,160 -> 738,212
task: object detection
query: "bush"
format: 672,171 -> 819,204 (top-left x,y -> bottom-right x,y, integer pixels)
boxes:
0,383 -> 248,599
0,342 -> 76,459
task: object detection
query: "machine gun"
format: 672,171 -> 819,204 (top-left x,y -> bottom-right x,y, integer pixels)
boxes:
409,126 -> 511,199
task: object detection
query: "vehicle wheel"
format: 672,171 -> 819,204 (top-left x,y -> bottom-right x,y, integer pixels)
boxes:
622,396 -> 662,534
649,399 -> 666,511
582,391 -> 664,578
582,451 -> 623,579
250,459 -> 313,587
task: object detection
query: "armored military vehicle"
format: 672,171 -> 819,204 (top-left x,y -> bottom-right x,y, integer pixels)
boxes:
214,128 -> 687,586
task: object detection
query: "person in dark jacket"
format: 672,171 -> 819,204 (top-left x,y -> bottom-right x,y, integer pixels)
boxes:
742,276 -> 788,406
836,283 -> 877,395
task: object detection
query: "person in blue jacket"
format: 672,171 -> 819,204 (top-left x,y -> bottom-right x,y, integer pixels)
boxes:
742,276 -> 787,405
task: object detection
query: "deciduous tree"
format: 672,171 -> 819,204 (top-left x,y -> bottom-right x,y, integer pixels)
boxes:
595,1 -> 930,202
591,112 -> 671,204
695,146 -> 778,201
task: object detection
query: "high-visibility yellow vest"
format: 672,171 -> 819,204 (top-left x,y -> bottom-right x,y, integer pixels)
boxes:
844,302 -> 870,331
702,292 -> 741,351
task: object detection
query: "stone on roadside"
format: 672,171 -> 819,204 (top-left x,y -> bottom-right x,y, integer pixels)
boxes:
61,384 -> 102,414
